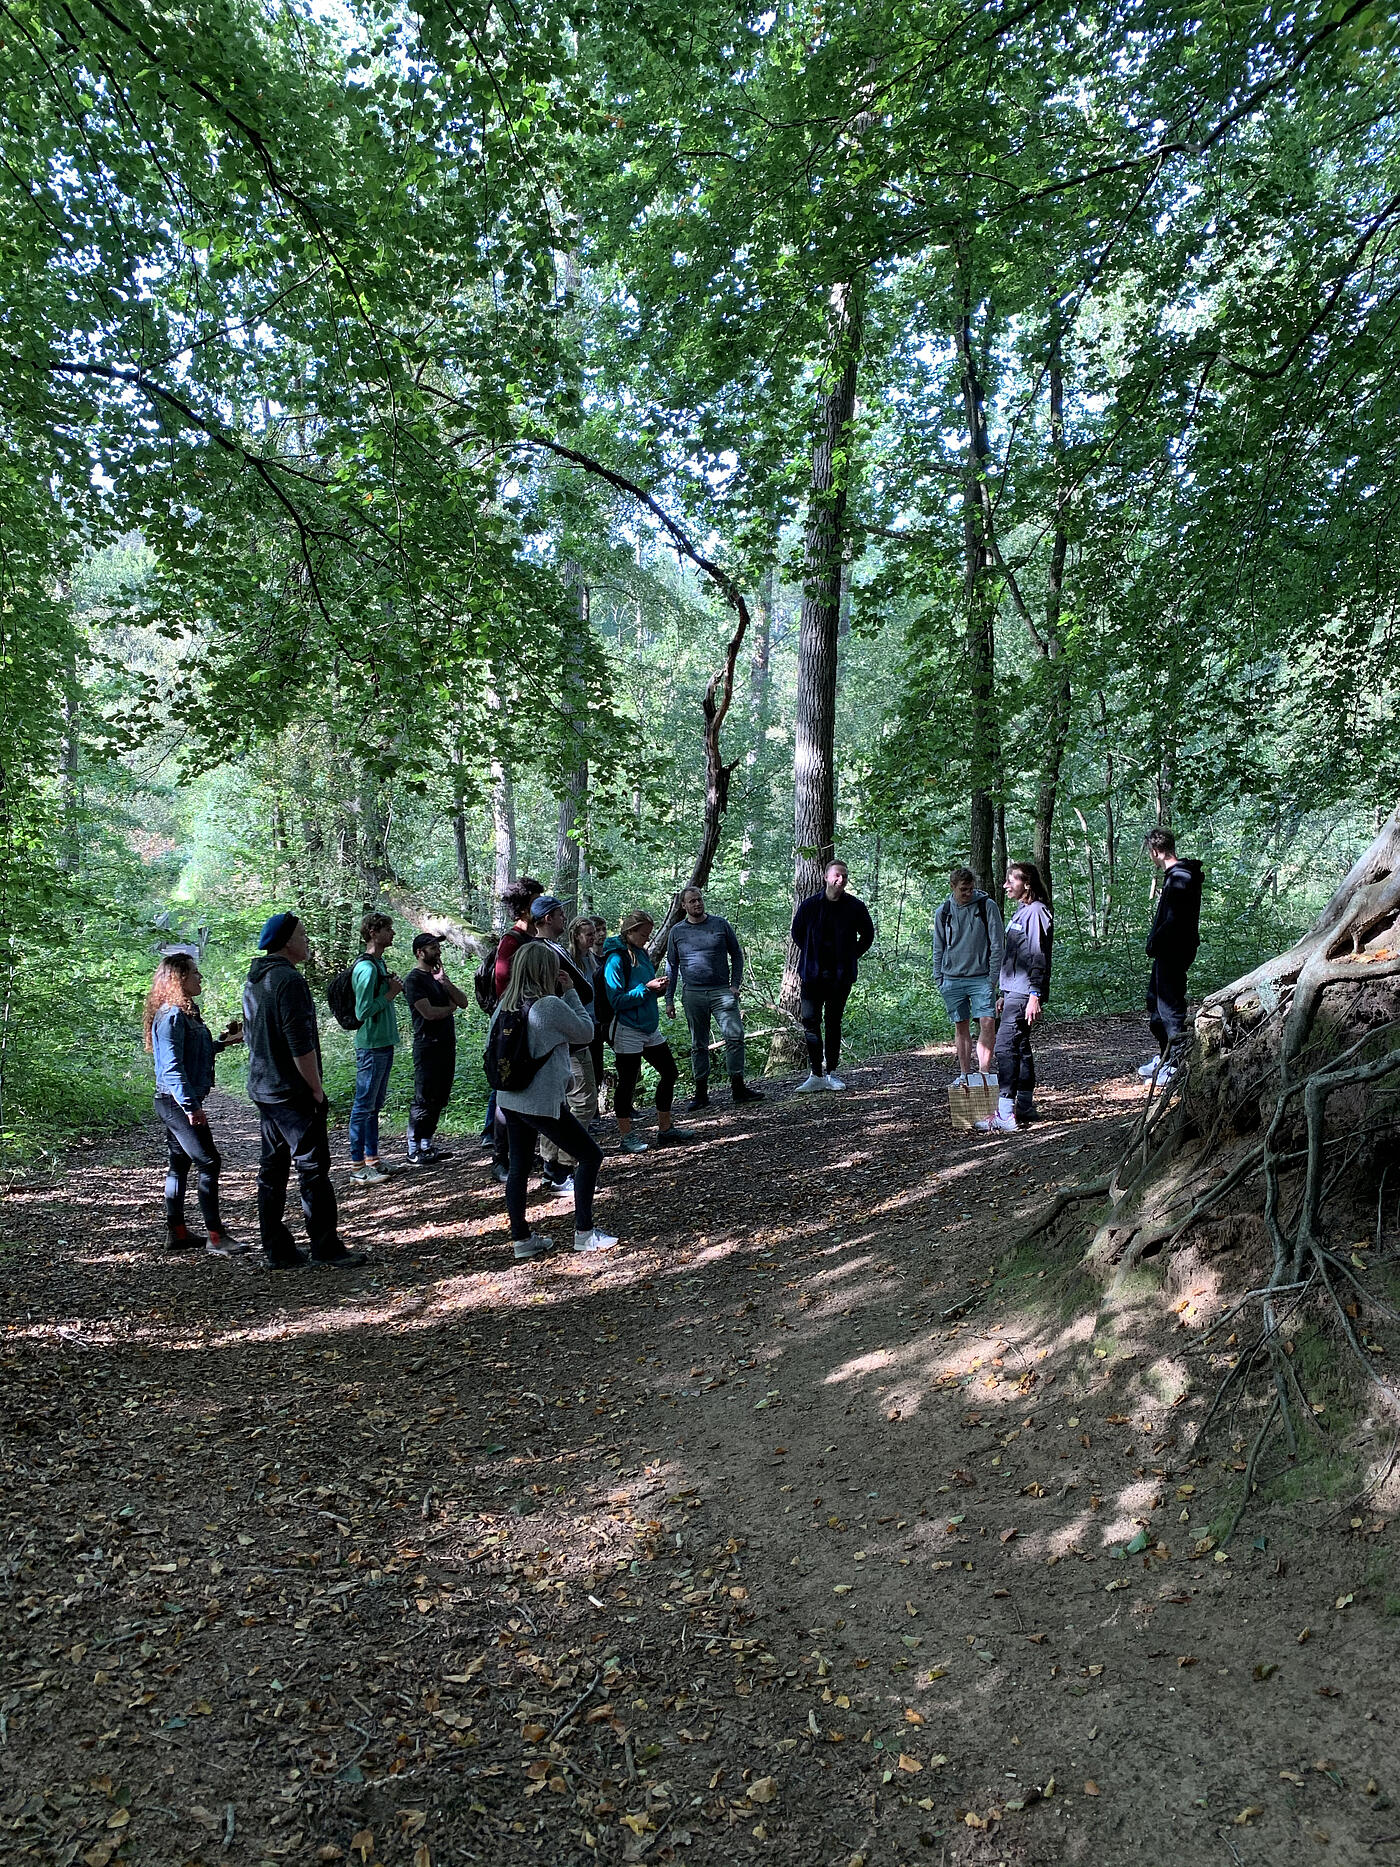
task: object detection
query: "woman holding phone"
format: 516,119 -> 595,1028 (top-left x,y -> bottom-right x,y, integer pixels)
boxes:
599,911 -> 693,1153
144,953 -> 251,1254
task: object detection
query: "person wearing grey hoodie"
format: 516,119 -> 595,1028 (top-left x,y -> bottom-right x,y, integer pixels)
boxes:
491,939 -> 618,1261
978,861 -> 1054,1135
932,866 -> 1005,1084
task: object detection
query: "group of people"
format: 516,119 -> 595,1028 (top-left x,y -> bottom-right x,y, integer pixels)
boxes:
928,826 -> 1202,1133
141,830 -> 1201,1268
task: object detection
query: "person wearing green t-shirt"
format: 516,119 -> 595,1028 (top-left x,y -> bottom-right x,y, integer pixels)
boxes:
348,911 -> 403,1184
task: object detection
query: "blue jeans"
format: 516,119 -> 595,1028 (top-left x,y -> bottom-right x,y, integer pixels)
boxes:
682,985 -> 745,1082
349,1045 -> 395,1162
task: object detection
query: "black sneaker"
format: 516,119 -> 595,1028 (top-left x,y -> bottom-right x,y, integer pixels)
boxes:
686,1085 -> 710,1111
492,1163 -> 510,1185
416,1144 -> 454,1163
166,1231 -> 204,1253
731,1079 -> 765,1104
314,1246 -> 369,1268
654,1126 -> 696,1146
263,1248 -> 309,1269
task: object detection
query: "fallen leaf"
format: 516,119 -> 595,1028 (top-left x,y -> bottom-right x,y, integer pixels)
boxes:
1083,1781 -> 1100,1796
747,1777 -> 779,1805
1234,1806 -> 1265,1824
897,1754 -> 923,1774
904,1709 -> 925,1726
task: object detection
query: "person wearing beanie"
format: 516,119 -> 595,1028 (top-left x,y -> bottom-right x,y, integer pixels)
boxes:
242,913 -> 365,1269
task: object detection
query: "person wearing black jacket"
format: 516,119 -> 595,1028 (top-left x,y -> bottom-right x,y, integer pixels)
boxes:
1140,829 -> 1204,1084
242,912 -> 365,1269
789,860 -> 876,1092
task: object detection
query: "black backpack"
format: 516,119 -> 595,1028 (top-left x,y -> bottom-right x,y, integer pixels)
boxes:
327,953 -> 378,1031
473,939 -> 501,1014
483,1002 -> 547,1093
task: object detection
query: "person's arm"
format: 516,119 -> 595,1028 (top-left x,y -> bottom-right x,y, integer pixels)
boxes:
724,919 -> 744,989
931,903 -> 946,983
442,973 -> 471,1009
604,950 -> 652,1012
1023,907 -> 1051,1001
406,976 -> 453,1022
537,988 -> 594,1049
293,1050 -> 327,1103
790,897 -> 810,947
664,927 -> 680,1014
986,900 -> 1005,988
165,1012 -> 205,1118
853,900 -> 876,958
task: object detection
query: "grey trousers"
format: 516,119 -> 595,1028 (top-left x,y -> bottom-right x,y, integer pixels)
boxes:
682,985 -> 745,1082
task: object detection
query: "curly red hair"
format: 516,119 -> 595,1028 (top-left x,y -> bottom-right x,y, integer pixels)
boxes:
143,954 -> 199,1050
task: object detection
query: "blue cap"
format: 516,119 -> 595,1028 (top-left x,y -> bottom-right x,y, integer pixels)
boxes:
257,911 -> 300,951
530,894 -> 563,920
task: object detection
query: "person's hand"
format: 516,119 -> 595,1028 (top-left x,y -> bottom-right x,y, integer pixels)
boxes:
996,995 -> 1004,1016
387,974 -> 404,999
666,1006 -> 675,1020
557,969 -> 569,995
190,1108 -> 209,1127
432,965 -> 446,982
646,976 -> 666,995
1026,994 -> 1042,1026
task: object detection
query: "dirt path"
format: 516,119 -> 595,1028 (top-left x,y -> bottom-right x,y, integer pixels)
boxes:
1,1017 -> 1395,1867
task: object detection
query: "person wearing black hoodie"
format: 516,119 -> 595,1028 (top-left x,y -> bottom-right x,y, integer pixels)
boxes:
1140,829 -> 1204,1084
242,912 -> 365,1269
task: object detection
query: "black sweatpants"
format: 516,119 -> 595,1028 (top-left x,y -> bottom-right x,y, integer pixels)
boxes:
1147,960 -> 1190,1063
995,993 -> 1037,1109
799,979 -> 853,1074
253,1099 -> 341,1266
613,1041 -> 678,1120
154,1093 -> 224,1236
408,1045 -> 455,1149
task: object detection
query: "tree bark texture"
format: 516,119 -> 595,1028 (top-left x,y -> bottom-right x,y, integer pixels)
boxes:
778,280 -> 864,1025
956,277 -> 1000,890
490,760 -> 516,932
554,569 -> 590,921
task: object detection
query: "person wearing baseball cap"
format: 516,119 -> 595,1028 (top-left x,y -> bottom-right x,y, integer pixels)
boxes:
242,913 -> 365,1270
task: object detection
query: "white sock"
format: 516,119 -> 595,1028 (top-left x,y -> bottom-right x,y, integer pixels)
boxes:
998,1095 -> 1015,1119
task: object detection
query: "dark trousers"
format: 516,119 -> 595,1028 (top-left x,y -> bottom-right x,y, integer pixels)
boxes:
503,1105 -> 602,1240
408,1046 -> 455,1149
995,993 -> 1036,1107
254,1099 -> 340,1265
613,1041 -> 678,1120
155,1093 -> 223,1235
799,979 -> 853,1073
590,1029 -> 608,1107
1147,960 -> 1190,1063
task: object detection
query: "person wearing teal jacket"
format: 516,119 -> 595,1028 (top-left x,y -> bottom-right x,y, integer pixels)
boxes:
599,911 -> 693,1154
349,911 -> 403,1183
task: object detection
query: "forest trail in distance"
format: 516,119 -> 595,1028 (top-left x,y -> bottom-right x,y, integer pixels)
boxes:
1,1018 -> 1395,1867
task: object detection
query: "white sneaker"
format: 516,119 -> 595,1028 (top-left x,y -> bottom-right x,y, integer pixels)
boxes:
950,1072 -> 968,1088
513,1233 -> 553,1261
975,1111 -> 1020,1133
573,1228 -> 618,1254
1154,1064 -> 1177,1086
795,1073 -> 829,1093
825,1073 -> 846,1091
1136,1057 -> 1163,1080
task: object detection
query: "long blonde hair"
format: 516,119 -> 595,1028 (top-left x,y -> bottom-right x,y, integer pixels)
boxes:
498,938 -> 560,1014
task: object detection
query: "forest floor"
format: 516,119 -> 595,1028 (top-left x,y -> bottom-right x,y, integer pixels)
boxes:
1,1015 -> 1397,1867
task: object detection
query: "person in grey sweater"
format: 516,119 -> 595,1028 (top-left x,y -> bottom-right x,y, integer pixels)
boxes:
978,861 -> 1054,1135
664,886 -> 765,1109
932,866 -> 1005,1085
492,940 -> 617,1259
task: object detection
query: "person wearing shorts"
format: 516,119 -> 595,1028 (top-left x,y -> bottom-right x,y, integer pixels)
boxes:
932,866 -> 1004,1085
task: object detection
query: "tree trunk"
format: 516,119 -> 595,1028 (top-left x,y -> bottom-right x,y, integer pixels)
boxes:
1031,331 -> 1072,908
452,783 -> 472,911
957,276 -> 1000,888
554,570 -> 589,921
776,281 -> 864,1040
490,760 -> 516,932
740,567 -> 775,901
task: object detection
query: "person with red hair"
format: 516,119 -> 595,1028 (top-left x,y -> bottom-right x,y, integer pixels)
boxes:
144,953 -> 249,1253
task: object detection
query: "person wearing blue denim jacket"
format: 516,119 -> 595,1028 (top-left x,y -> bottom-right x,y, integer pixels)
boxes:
144,953 -> 249,1255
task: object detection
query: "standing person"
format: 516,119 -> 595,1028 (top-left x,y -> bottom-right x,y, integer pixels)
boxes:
487,878 -> 543,1182
348,912 -> 403,1185
572,915 -> 609,1122
491,940 -> 617,1259
790,859 -> 876,1092
1139,829 -> 1204,1085
978,861 -> 1054,1134
402,932 -> 469,1164
144,953 -> 249,1255
528,893 -> 595,1192
933,866 -> 1005,1085
243,913 -> 365,1268
599,911 -> 694,1151
664,886 -> 764,1108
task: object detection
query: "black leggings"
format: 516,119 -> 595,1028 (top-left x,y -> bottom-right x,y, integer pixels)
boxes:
613,1041 -> 678,1120
504,1105 -> 601,1240
995,994 -> 1036,1106
799,979 -> 853,1074
155,1093 -> 224,1235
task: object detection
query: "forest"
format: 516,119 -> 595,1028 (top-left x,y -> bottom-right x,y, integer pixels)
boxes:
3,1 -> 1400,1863
5,0 -> 1398,1156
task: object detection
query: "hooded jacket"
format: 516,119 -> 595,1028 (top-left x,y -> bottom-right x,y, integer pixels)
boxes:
1145,859 -> 1204,967
243,953 -> 322,1106
600,935 -> 660,1035
999,901 -> 1054,1001
932,891 -> 1005,987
